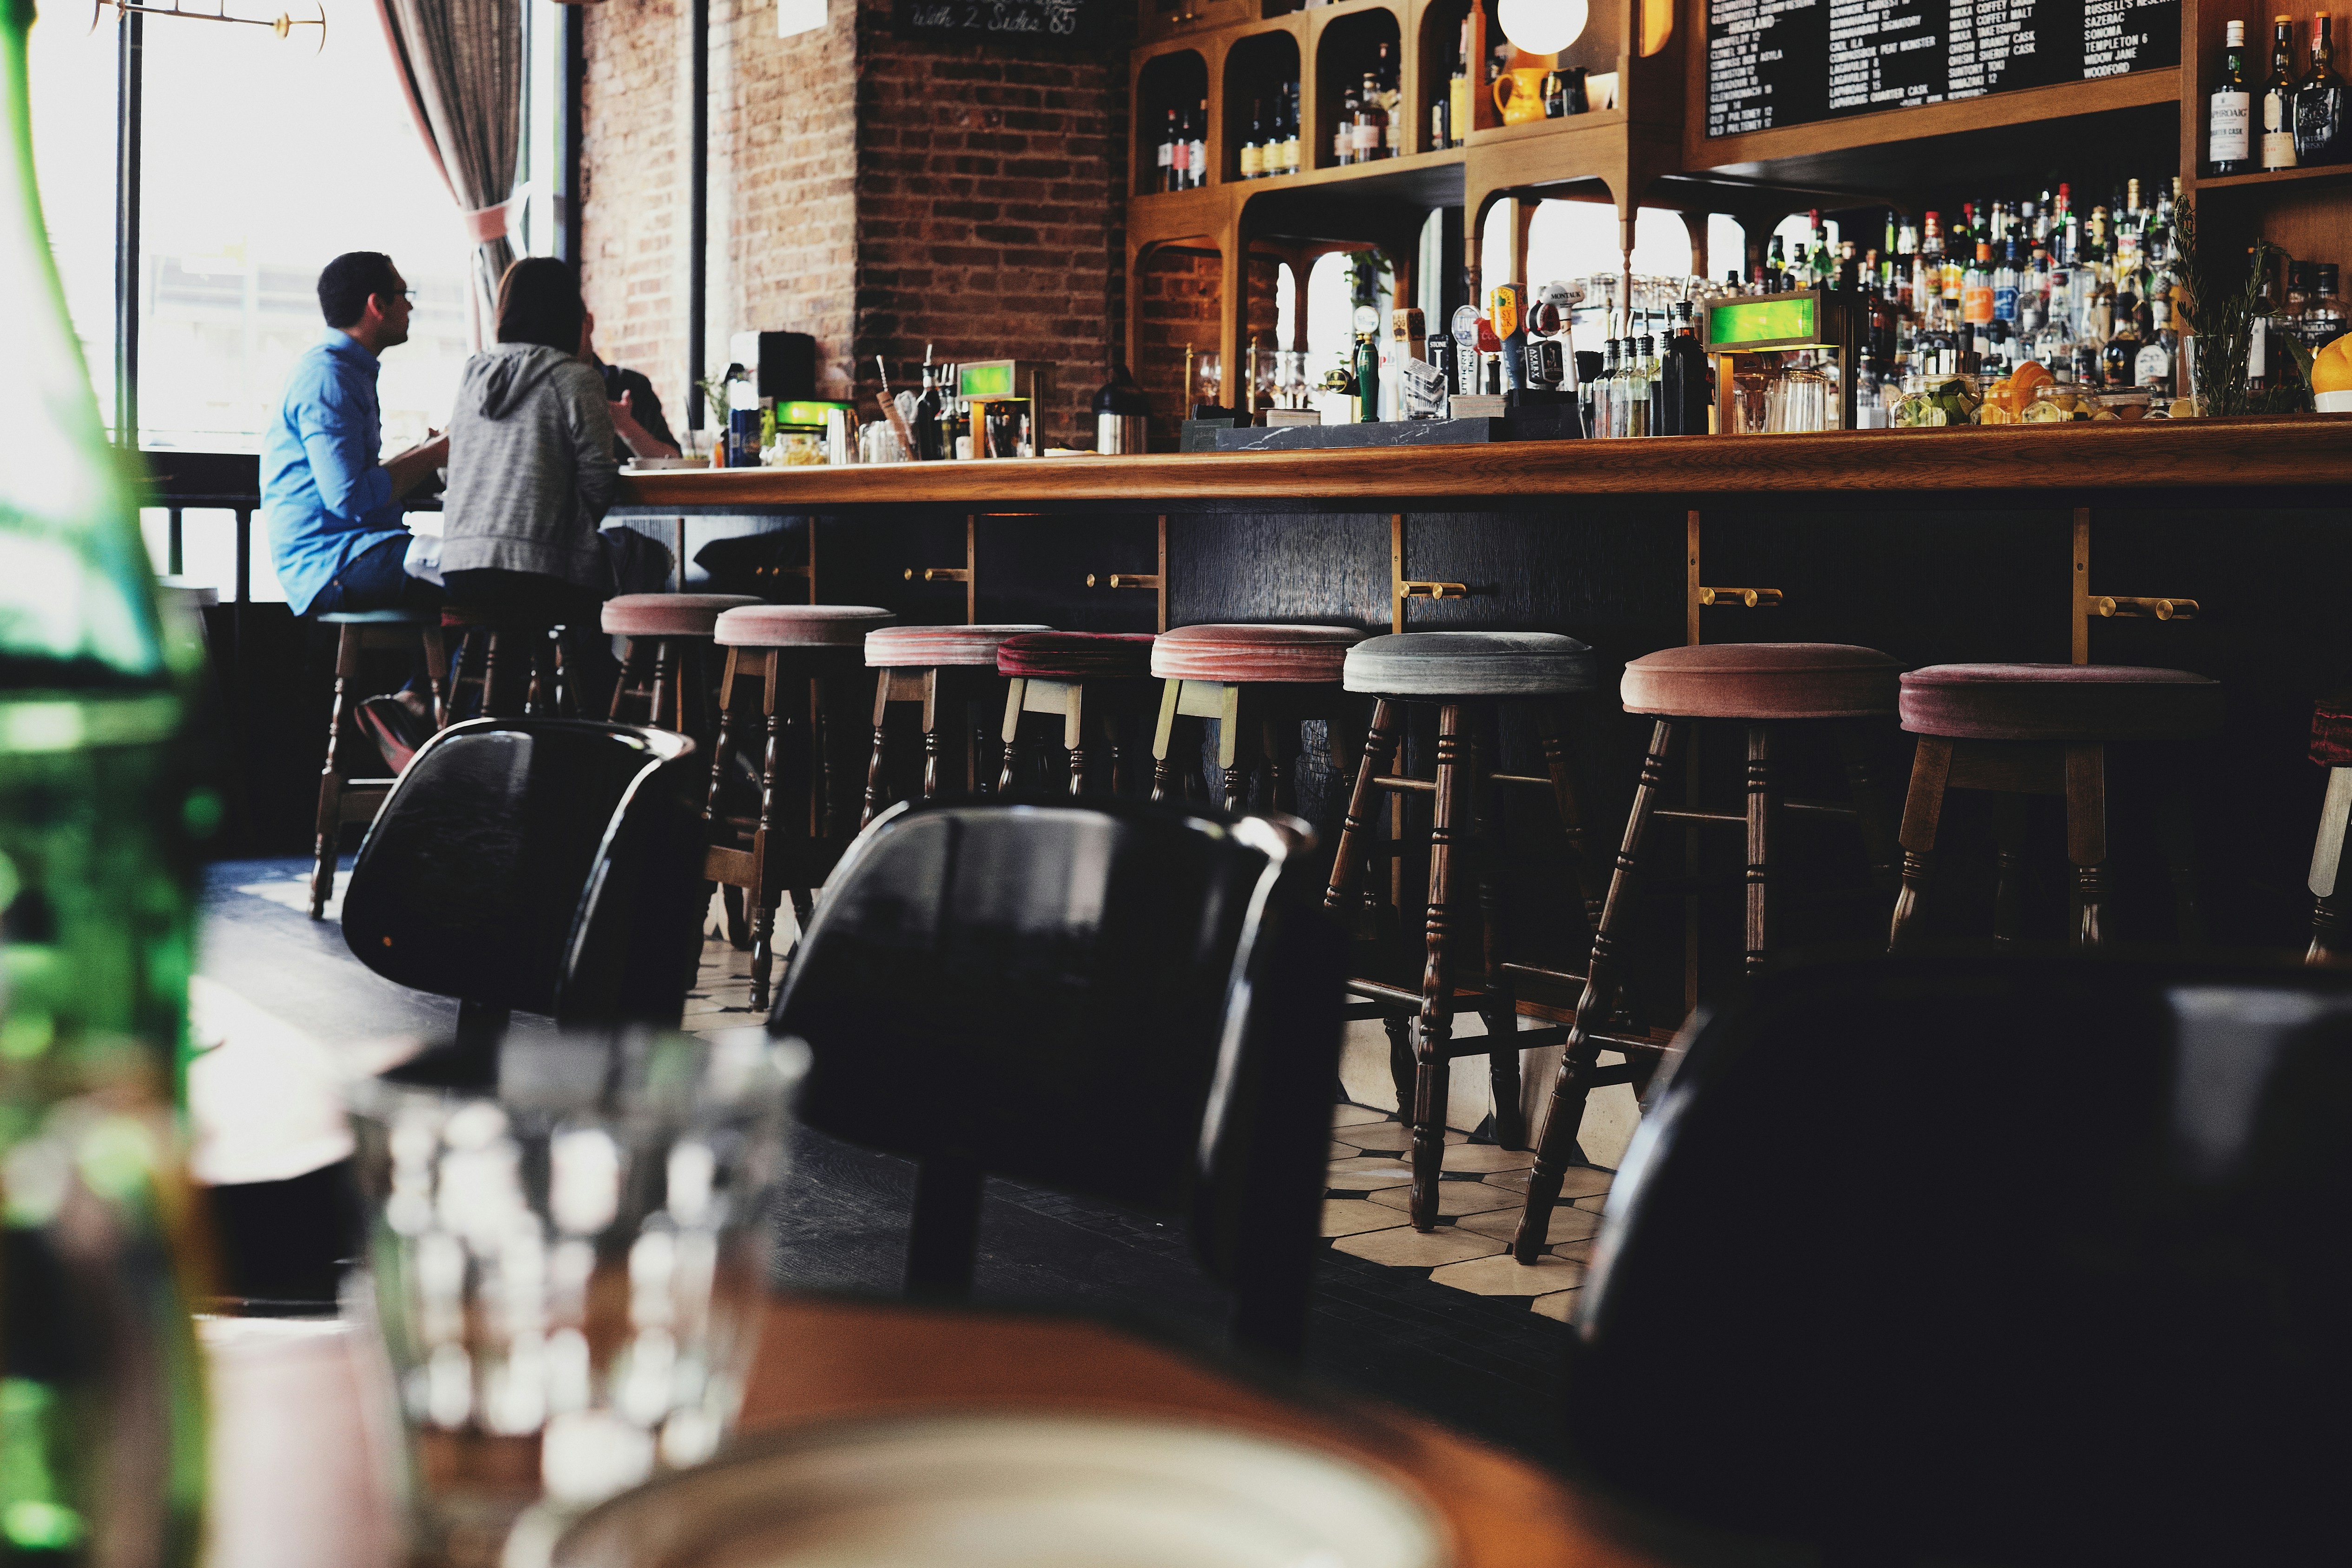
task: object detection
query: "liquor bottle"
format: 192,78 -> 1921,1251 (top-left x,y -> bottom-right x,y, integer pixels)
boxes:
1335,83 -> 1359,165
2102,293 -> 2144,390
2136,285 -> 2176,394
1357,72 -> 1388,162
1157,108 -> 1178,192
1189,100 -> 1208,187
2212,21 -> 2253,173
1660,299 -> 1711,435
2,0 -> 213,1553
1450,16 -> 1474,149
2263,15 -> 2301,169
1961,242 -> 1995,334
1283,84 -> 1303,173
2307,263 -> 2346,348
1593,338 -> 1619,437
1375,43 -> 1402,154
1169,107 -> 1192,191
1634,324 -> 1660,436
2296,12 -> 2349,164
1809,214 -> 1834,290
1241,100 -> 1265,179
1992,239 -> 2020,332
912,354 -> 945,461
1765,235 -> 1786,293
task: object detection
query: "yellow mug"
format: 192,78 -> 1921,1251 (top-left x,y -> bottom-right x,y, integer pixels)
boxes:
1492,67 -> 1548,125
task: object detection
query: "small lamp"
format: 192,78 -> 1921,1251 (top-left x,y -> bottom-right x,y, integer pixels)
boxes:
1496,0 -> 1588,56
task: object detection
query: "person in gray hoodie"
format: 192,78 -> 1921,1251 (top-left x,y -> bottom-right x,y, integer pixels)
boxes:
439,257 -> 622,711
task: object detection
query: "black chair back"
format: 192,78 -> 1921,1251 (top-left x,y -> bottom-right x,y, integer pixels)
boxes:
342,719 -> 707,1040
768,797 -> 1344,1360
1563,956 -> 2352,1568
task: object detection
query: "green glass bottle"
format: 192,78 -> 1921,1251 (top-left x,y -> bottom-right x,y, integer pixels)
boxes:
1,0 -> 210,1558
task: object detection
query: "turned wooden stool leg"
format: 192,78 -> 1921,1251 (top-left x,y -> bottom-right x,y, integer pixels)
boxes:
1888,737 -> 1953,952
2307,767 -> 2352,965
310,624 -> 361,919
750,654 -> 786,1012
1408,701 -> 1470,1232
1990,794 -> 2029,950
921,671 -> 946,802
420,626 -> 450,730
1534,702 -> 1607,940
1838,724 -> 1903,893
650,638 -> 677,730
1744,722 -> 1779,977
1381,1015 -> 1414,1122
1470,709 -> 1526,1149
1064,683 -> 1091,797
609,639 -> 642,721
1323,699 -> 1401,928
1515,718 -> 1680,1264
1219,688 -> 1256,815
704,650 -> 751,952
998,679 -> 1028,793
1261,711 -> 1296,816
862,669 -> 895,829
2065,741 -> 2108,948
1149,679 -> 1182,802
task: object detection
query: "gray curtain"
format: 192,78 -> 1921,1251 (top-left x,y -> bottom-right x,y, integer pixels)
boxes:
372,0 -> 522,338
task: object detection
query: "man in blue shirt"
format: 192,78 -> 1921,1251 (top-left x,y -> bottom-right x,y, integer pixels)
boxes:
263,251 -> 449,764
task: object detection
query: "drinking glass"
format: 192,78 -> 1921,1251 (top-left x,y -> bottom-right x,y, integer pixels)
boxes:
346,1029 -> 806,1568
1194,350 -> 1223,409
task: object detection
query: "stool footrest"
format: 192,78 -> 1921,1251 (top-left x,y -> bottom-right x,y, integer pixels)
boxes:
1344,978 -> 1486,1015
1584,1030 -> 1676,1061
1579,1061 -> 1642,1087
1440,1025 -> 1568,1058
1654,798 -> 1859,827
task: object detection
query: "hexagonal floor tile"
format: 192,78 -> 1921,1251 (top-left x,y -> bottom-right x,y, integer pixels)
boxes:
1456,1202 -> 1602,1245
1529,1288 -> 1581,1322
1333,1226 -> 1506,1269
1477,1165 -> 1613,1198
1331,1102 -> 1391,1130
1336,1121 -> 1466,1153
1442,1143 -> 1535,1173
1427,1252 -> 1587,1297
1328,1140 -> 1358,1160
1365,1181 -> 1516,1219
1319,1199 -> 1409,1239
1324,1156 -> 1418,1192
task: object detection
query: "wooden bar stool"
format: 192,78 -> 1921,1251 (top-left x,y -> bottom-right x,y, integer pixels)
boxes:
1514,642 -> 1904,1262
309,608 -> 449,919
2308,695 -> 2352,965
1886,662 -> 2223,952
1146,624 -> 1368,812
860,623 -> 1051,827
707,603 -> 896,1010
602,592 -> 759,735
1322,632 -> 1612,1232
995,632 -> 1159,796
441,606 -> 572,720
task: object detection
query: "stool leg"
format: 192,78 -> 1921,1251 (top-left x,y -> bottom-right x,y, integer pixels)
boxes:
2307,768 -> 2352,965
1261,712 -> 1295,816
1407,702 -> 1472,1232
921,671 -> 945,802
750,660 -> 785,1013
483,630 -> 512,717
650,638 -> 676,730
1219,688 -> 1254,815
1533,703 -> 1606,940
309,625 -> 360,919
862,670 -> 894,829
1744,722 -> 1778,977
1151,678 -> 1186,801
998,680 -> 1028,793
1065,685 -> 1090,797
1991,794 -> 2029,950
1838,724 -> 1903,893
1515,718 -> 1680,1265
1108,700 -> 1133,796
1888,737 -> 1953,952
1470,711 -> 1526,1149
420,626 -> 450,731
1324,699 -> 1402,923
1382,1015 -> 1415,1122
609,639 -> 642,722
2065,741 -> 2108,948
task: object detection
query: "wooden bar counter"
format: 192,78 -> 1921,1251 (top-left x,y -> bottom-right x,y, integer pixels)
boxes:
613,415 -> 2352,968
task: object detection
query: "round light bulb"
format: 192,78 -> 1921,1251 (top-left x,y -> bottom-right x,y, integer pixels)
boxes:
1497,0 -> 1588,56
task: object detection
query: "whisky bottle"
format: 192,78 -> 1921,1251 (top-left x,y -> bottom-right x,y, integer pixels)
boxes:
1189,100 -> 1207,187
1449,17 -> 1474,149
1281,84 -> 1302,173
1356,72 -> 1387,162
2296,12 -> 2349,164
2263,15 -> 2300,168
1157,108 -> 1177,192
2211,20 -> 2253,173
1335,83 -> 1358,165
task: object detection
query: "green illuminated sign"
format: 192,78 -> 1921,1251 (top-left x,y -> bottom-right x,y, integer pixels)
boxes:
775,400 -> 853,427
1706,296 -> 1820,349
958,363 -> 1015,397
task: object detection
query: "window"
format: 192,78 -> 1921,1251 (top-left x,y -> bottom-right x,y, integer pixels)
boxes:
26,7 -> 119,434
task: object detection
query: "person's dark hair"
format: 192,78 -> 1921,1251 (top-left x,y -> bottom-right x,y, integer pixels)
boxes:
494,257 -> 586,355
317,252 -> 400,329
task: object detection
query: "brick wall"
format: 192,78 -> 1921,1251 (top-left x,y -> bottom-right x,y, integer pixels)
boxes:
580,0 -> 691,418
1133,246 -> 1283,447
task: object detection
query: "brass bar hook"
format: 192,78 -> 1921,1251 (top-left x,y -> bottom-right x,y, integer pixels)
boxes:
1698,586 -> 1784,608
1088,573 -> 1162,590
904,567 -> 972,583
2092,595 -> 2198,621
1399,580 -> 1471,601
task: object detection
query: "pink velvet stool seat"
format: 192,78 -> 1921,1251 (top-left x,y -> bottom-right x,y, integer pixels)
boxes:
716,604 -> 896,647
1149,625 -> 1370,814
601,593 -> 760,638
1899,663 -> 2224,741
994,632 -> 1160,796
1887,661 -> 2223,964
1514,638 -> 1907,1270
860,625 -> 1053,826
602,594 -> 761,739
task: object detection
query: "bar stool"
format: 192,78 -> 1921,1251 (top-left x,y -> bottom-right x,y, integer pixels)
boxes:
602,593 -> 759,733
995,632 -> 1159,795
2308,694 -> 2352,965
860,623 -> 1051,827
1321,632 -> 1611,1232
1513,641 -> 1904,1261
1146,624 -> 1368,812
707,603 -> 896,1010
308,608 -> 450,919
1887,662 -> 2223,952
441,606 -> 572,720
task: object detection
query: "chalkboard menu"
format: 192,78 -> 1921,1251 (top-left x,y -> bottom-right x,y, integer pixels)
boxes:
893,0 -> 1112,46
1706,0 -> 2180,137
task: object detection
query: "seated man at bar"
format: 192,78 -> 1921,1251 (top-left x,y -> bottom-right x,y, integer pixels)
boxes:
262,250 -> 449,764
580,311 -> 680,461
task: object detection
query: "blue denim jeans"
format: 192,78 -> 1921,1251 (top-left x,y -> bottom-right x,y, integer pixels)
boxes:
307,533 -> 441,618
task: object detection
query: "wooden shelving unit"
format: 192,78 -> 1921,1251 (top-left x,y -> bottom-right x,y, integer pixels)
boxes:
1126,0 -> 2352,410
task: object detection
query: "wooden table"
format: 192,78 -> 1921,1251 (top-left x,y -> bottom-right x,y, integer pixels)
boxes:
734,1293 -> 1661,1568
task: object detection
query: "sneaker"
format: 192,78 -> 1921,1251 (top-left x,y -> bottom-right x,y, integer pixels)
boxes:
354,694 -> 431,773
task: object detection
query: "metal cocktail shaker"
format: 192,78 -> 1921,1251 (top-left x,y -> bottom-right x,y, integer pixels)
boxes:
1093,354 -> 1152,454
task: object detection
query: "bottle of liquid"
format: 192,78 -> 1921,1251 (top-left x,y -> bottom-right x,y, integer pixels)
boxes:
1449,17 -> 1474,149
1168,107 -> 1192,191
2263,14 -> 2301,169
2211,20 -> 2253,173
1241,100 -> 1265,179
1335,83 -> 1359,165
2296,12 -> 2348,165
1157,108 -> 1177,192
1189,100 -> 1208,188
1356,72 -> 1387,162
1961,242 -> 1995,334
1281,84 -> 1303,173
1374,43 -> 1401,155
1592,339 -> 1618,437
912,349 -> 945,461
1660,298 -> 1712,436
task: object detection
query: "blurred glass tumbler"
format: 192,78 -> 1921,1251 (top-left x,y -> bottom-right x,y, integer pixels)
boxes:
346,1030 -> 807,1568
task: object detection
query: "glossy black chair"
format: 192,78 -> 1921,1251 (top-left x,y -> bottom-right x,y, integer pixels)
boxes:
342,718 -> 710,1084
1561,956 -> 2352,1568
767,797 -> 1345,1362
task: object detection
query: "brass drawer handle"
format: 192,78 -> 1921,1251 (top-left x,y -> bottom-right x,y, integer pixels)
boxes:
1399,580 -> 1469,600
904,567 -> 972,583
2092,594 -> 2196,621
1088,573 -> 1162,589
1698,586 -> 1783,607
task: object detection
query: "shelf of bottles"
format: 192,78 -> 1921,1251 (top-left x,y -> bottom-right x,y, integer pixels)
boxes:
2199,7 -> 2348,182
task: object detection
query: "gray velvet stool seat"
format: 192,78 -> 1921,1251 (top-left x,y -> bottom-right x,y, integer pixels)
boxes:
1322,631 -> 1610,1232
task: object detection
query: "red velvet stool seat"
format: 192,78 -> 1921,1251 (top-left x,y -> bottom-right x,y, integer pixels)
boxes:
600,593 -> 759,736
706,604 -> 898,1008
1149,625 -> 1368,813
995,632 -> 1159,795
1513,641 -> 1905,1265
1320,631 -> 1613,1234
2309,694 -> 2352,965
860,623 -> 1050,825
1888,662 -> 2222,959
